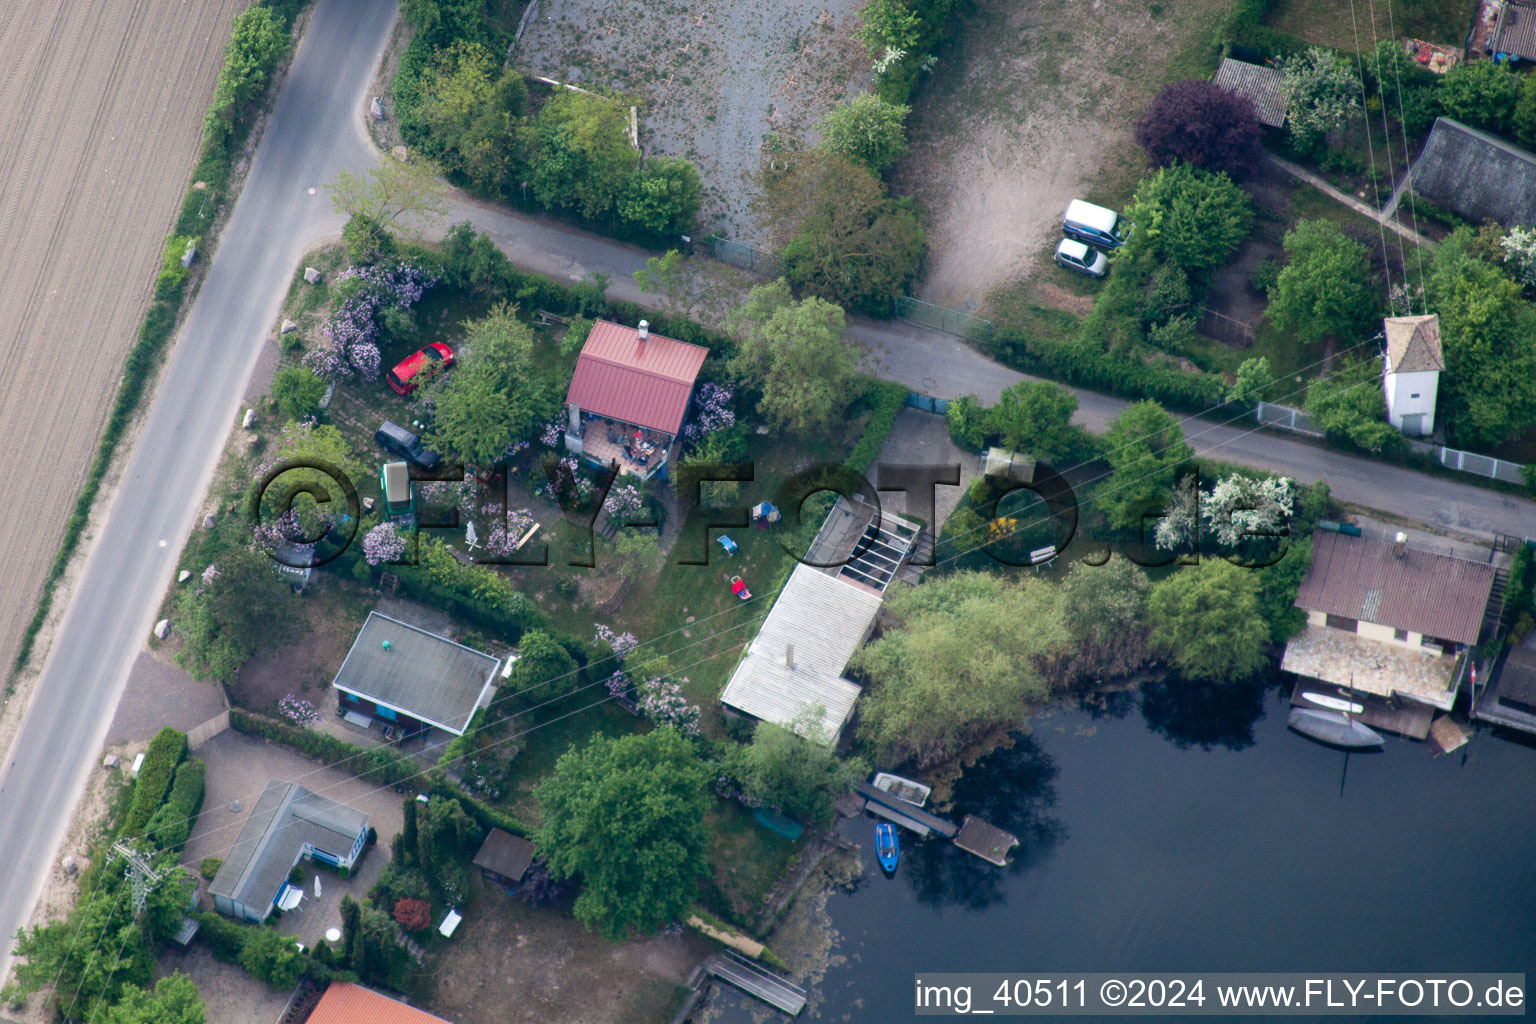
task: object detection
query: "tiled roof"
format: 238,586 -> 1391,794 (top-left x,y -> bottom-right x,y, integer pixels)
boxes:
1293,531 -> 1495,645
308,982 -> 453,1024
1412,117 -> 1536,228
1494,0 -> 1536,60
331,612 -> 501,735
1212,58 -> 1286,127
565,320 -> 708,434
1383,314 -> 1443,373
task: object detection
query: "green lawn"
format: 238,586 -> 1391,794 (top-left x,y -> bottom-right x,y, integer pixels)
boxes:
701,802 -> 801,924
1266,0 -> 1472,50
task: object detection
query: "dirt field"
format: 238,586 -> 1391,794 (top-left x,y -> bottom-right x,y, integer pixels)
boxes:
893,0 -> 1230,310
0,0 -> 247,692
514,0 -> 873,241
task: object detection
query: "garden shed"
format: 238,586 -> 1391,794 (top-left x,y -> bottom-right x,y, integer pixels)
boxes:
331,612 -> 501,739
472,827 -> 535,890
1211,57 -> 1286,128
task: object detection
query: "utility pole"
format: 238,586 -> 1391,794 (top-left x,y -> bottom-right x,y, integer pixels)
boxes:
110,840 -> 165,914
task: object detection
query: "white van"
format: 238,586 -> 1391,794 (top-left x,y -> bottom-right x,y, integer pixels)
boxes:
1063,199 -> 1126,249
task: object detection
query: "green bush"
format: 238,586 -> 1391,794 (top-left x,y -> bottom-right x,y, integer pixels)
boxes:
270,365 -> 328,421
946,395 -> 988,450
120,728 -> 189,838
986,328 -> 1228,412
143,756 -> 206,852
194,912 -> 250,963
155,235 -> 197,301
845,380 -> 909,473
229,708 -> 417,785
429,779 -> 536,838
200,857 -> 224,881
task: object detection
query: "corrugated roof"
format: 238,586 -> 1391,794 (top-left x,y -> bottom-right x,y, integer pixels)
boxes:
309,982 -> 453,1024
331,612 -> 501,735
1384,314 -> 1444,373
1293,531 -> 1495,645
1212,58 -> 1286,127
1499,645 -> 1536,706
209,780 -> 370,912
720,565 -> 881,741
1412,117 -> 1536,228
472,827 -> 534,882
1494,0 -> 1536,60
564,320 -> 708,435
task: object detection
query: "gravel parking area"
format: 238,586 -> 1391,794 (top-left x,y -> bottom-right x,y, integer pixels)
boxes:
106,652 -> 227,747
514,0 -> 873,241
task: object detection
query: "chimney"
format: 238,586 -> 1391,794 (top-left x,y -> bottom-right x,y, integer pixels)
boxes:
637,319 -> 649,342
784,643 -> 794,670
1393,531 -> 1407,558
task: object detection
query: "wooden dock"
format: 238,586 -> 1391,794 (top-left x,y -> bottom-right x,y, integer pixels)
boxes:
953,815 -> 1018,866
1288,680 -> 1433,740
706,951 -> 807,1016
856,780 -> 958,838
865,798 -> 931,836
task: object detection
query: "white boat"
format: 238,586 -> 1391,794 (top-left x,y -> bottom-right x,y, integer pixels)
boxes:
1301,691 -> 1364,715
872,772 -> 931,807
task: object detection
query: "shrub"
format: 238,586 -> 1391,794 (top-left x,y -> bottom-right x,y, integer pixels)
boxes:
238,925 -> 305,989
616,157 -> 703,238
156,234 -> 197,301
121,728 -> 189,838
817,93 -> 910,173
845,380 -> 909,473
200,857 -> 224,881
1134,79 -> 1264,179
229,709 -> 417,785
143,756 -> 206,853
204,6 -> 289,146
393,897 -> 432,932
270,366 -> 328,422
946,394 -> 988,450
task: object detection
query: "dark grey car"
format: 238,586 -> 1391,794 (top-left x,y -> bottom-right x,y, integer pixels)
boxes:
374,420 -> 442,469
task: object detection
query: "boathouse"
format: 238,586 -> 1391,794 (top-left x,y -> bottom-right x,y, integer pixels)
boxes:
1281,529 -> 1495,735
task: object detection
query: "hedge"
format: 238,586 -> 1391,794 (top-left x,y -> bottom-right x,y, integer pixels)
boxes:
985,327 -> 1230,414
143,756 -> 207,853
428,779 -> 536,839
120,728 -> 188,838
9,1 -> 310,680
1214,0 -> 1310,61
845,379 -> 909,474
229,708 -> 418,785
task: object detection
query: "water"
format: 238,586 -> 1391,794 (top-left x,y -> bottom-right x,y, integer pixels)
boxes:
812,681 -> 1536,1020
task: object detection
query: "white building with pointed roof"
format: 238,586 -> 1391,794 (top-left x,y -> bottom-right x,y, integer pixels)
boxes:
1382,313 -> 1442,436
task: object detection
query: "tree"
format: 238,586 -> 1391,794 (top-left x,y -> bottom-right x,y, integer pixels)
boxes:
414,41 -> 528,191
764,150 -> 926,314
342,213 -> 398,264
237,926 -> 305,990
1121,163 -> 1251,281
1134,79 -> 1264,179
1147,558 -> 1270,683
617,157 -> 703,237
1429,230 -> 1536,447
507,629 -> 580,700
1439,58 -> 1523,136
328,158 -> 451,239
1500,225 -> 1536,287
401,0 -> 484,48
339,894 -> 363,968
1264,219 -> 1377,345
986,381 -> 1081,463
1227,356 -> 1273,408
726,279 -> 860,435
348,902 -> 411,989
853,572 -> 1070,767
1516,72 -> 1536,149
1279,46 -> 1360,146
102,974 -> 205,1024
177,547 -> 297,682
526,90 -> 641,220
1051,555 -> 1152,684
608,530 -> 663,579
728,718 -> 868,825
533,728 -> 713,939
946,394 -> 987,450
1305,357 -> 1404,454
269,366 -> 327,422
204,7 -> 287,143
393,896 -> 432,932
425,303 -> 558,463
856,0 -> 921,56
818,93 -> 910,173
400,797 -> 419,868
1096,401 -> 1193,530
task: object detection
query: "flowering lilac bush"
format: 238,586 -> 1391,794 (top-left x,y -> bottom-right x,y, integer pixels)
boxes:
362,522 -> 407,565
277,694 -> 320,727
539,420 -> 564,449
594,623 -> 639,662
201,564 -> 220,585
682,382 -> 736,442
484,507 -> 537,557
601,484 -> 645,523
418,474 -> 477,521
713,772 -> 763,809
637,676 -> 701,737
605,670 -> 632,699
250,506 -> 334,552
303,259 -> 438,385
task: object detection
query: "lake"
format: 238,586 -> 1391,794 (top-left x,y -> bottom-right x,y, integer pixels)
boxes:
806,680 -> 1536,1020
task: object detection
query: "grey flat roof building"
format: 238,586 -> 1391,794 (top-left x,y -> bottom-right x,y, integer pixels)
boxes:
210,779 -> 370,922
332,612 -> 502,735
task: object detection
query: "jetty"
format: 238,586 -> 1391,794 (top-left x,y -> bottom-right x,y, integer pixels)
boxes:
856,779 -> 1018,865
705,951 -> 807,1016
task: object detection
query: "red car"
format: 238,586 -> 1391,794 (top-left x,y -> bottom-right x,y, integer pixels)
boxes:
386,342 -> 454,395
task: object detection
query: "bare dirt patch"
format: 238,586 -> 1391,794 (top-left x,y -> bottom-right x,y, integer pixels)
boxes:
513,0 -> 873,241
0,0 -> 249,693
893,0 -> 1229,310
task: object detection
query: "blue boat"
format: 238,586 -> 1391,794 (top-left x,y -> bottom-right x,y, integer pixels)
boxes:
875,822 -> 899,872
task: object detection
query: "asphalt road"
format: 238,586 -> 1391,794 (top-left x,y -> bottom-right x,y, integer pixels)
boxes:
4,0 -> 1536,987
0,0 -> 394,983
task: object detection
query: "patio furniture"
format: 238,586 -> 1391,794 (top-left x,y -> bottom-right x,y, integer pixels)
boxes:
718,535 -> 739,555
731,575 -> 752,600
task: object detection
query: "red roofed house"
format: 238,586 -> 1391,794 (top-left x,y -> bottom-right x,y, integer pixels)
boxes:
564,318 -> 708,480
306,981 -> 453,1024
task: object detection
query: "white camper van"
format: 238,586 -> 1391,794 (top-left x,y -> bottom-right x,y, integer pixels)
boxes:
1062,199 -> 1127,249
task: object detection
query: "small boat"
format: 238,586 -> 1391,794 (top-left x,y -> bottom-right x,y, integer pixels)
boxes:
1301,691 -> 1365,715
872,772 -> 931,808
1288,708 -> 1384,749
875,822 -> 899,872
